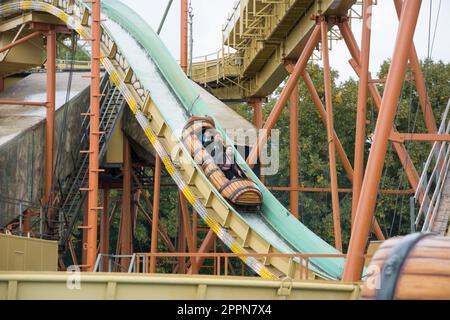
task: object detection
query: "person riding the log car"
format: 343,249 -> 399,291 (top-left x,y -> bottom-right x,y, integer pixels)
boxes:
220,145 -> 243,180
202,128 -> 214,147
182,116 -> 262,207
208,130 -> 225,164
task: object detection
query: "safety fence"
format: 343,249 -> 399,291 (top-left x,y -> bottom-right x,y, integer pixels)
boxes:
94,252 -> 349,280
414,99 -> 450,232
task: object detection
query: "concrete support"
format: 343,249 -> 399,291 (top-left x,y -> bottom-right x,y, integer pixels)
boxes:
119,136 -> 133,271
150,156 -> 161,273
343,0 -> 422,281
321,18 -> 342,252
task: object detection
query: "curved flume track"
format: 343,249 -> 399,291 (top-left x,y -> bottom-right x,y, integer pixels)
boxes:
0,0 -> 345,280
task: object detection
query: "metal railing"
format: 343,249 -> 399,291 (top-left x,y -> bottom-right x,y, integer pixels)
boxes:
0,196 -> 49,239
414,99 -> 450,232
93,254 -> 137,273
94,252 -> 347,280
56,59 -> 91,70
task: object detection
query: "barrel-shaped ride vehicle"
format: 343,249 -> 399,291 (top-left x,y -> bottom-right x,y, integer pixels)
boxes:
181,116 -> 262,208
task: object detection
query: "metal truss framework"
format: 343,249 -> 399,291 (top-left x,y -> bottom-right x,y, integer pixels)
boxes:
0,0 -> 447,282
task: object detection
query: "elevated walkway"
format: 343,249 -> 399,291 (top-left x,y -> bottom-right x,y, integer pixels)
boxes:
190,0 -> 355,100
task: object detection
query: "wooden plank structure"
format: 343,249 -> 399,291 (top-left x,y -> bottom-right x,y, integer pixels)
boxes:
361,233 -> 450,300
182,116 -> 262,207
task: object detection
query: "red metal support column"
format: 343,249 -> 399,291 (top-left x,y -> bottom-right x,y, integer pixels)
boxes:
86,0 -> 102,272
100,188 -> 110,272
177,199 -> 186,274
340,21 -> 422,201
393,0 -> 438,135
120,136 -> 133,270
285,62 -> 300,218
44,28 -> 56,216
248,97 -> 265,182
82,198 -> 88,270
179,192 -> 198,273
0,31 -> 42,54
352,0 -> 373,225
187,229 -> 216,274
343,0 -> 422,281
301,71 -> 355,182
246,24 -> 321,167
321,18 -> 342,252
180,0 -> 188,74
192,208 -> 198,252
150,156 -> 161,273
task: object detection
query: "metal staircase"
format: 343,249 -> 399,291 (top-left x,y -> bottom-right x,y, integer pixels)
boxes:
49,75 -> 126,249
414,99 -> 450,235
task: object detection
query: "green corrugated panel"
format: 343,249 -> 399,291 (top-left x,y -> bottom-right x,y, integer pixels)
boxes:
101,0 -> 345,279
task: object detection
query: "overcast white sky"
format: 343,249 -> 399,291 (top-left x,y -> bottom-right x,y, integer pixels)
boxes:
119,0 -> 450,81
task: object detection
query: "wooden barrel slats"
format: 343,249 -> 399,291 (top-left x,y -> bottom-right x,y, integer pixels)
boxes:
181,116 -> 262,207
361,233 -> 450,300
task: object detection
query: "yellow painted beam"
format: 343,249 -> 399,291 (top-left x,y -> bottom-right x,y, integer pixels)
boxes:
0,272 -> 360,300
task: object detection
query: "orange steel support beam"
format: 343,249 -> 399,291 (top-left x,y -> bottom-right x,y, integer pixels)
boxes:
248,97 -> 265,182
0,100 -> 47,106
343,0 -> 422,282
44,28 -> 56,223
192,208 -> 198,252
267,186 -> 414,195
340,22 -> 422,197
135,202 -> 176,252
321,18 -> 342,252
120,136 -> 133,270
301,71 -> 354,183
285,62 -> 300,218
100,188 -> 110,272
0,31 -> 42,54
187,229 -> 216,274
131,170 -> 176,252
394,0 -> 438,135
180,0 -> 188,74
389,133 -> 450,142
179,192 -> 198,273
177,201 -> 186,274
150,155 -> 161,273
82,198 -> 88,270
352,0 -> 372,225
246,24 -> 321,167
86,0 -> 102,272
